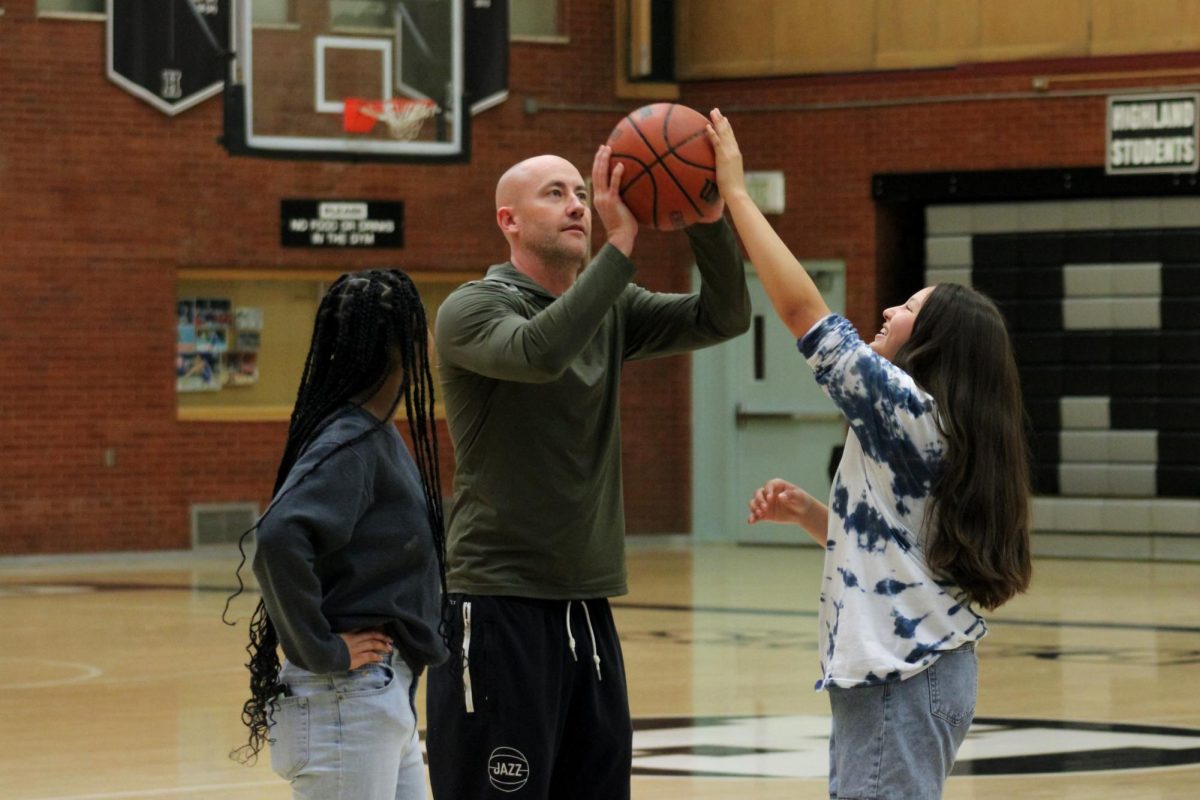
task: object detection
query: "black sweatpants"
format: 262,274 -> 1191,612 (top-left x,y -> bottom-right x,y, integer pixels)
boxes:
426,594 -> 632,799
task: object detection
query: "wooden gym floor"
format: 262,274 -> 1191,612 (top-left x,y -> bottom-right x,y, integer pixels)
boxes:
1,540 -> 1197,799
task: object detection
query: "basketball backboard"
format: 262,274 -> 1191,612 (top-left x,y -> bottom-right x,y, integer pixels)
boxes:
223,0 -> 508,162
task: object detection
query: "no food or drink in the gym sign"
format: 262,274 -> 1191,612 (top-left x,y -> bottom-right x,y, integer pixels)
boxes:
281,200 -> 405,249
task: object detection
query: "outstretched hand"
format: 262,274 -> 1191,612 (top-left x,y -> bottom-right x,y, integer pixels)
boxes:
705,108 -> 747,201
747,478 -> 813,526
340,630 -> 394,669
591,144 -> 637,256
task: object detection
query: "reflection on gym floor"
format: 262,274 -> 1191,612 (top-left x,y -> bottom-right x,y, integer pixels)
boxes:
1,542 -> 1197,799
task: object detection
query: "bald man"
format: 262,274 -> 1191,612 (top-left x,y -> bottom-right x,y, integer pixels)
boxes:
425,146 -> 750,800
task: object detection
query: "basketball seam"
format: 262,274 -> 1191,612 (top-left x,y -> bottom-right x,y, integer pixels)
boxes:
654,106 -> 710,218
613,136 -> 660,220
623,107 -> 707,224
610,153 -> 656,193
665,129 -> 717,171
614,129 -> 712,178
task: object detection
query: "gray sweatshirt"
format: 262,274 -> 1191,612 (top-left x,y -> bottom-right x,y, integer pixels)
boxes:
253,406 -> 448,674
435,219 -> 750,599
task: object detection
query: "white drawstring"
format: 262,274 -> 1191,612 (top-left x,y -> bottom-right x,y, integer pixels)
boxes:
580,601 -> 603,681
565,601 -> 578,661
564,600 -> 602,681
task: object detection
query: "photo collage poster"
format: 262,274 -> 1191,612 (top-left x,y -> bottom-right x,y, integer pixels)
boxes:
176,298 -> 262,392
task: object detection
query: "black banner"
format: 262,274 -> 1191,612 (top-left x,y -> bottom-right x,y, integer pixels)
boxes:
281,200 -> 405,248
466,0 -> 509,114
107,0 -> 231,116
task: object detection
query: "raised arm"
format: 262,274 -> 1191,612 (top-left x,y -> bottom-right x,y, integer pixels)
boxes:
621,217 -> 751,360
435,248 -> 635,383
705,109 -> 831,339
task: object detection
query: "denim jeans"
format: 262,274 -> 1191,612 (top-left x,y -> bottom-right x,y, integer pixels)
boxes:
826,645 -> 977,799
270,652 -> 426,800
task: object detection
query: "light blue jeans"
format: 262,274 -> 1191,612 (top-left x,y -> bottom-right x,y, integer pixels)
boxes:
827,644 -> 977,799
270,652 -> 426,800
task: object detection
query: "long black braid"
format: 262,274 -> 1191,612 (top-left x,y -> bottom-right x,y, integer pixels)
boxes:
222,269 -> 448,764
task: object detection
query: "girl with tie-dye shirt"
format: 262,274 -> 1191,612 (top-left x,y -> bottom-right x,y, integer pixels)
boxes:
707,110 -> 1033,799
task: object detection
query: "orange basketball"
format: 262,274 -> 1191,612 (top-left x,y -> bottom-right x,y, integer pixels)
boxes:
606,103 -> 721,230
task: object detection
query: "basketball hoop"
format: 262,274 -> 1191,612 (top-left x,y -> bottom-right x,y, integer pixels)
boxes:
343,98 -> 439,141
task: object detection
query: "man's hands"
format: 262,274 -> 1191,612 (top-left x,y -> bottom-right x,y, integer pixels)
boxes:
697,193 -> 727,224
591,144 -> 637,256
591,134 -> 728,245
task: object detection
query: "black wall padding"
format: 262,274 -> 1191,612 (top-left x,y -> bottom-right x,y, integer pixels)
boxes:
968,229 -> 1199,499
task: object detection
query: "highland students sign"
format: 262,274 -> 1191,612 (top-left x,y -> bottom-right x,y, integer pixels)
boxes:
1107,93 -> 1199,175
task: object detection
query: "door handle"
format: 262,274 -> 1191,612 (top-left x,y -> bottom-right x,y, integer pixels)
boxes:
735,403 -> 842,427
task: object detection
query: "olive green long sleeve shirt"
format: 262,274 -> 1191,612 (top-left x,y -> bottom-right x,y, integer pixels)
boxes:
434,219 -> 750,599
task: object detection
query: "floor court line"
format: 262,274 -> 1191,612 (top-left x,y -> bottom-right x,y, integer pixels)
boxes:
611,600 -> 1200,635
0,658 -> 103,690
17,781 -> 282,800
3,579 -> 1198,635
0,549 -> 1196,799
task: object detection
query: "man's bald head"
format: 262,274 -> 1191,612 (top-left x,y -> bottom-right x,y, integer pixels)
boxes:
495,155 -> 582,210
493,154 -> 592,283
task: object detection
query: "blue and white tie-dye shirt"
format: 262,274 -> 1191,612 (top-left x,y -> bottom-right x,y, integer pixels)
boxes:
800,314 -> 986,690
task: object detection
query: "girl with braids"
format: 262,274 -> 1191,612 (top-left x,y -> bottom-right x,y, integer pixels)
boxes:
226,269 -> 448,799
707,111 -> 1032,799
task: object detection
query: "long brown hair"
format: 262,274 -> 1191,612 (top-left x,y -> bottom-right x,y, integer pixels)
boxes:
893,283 -> 1032,610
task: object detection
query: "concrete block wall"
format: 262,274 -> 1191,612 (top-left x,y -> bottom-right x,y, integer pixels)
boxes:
927,198 -> 1200,561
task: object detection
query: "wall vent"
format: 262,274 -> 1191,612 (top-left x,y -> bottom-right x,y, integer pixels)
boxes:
190,503 -> 260,548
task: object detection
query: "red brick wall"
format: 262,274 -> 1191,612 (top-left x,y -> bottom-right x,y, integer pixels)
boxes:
2,0 -> 1197,553
682,53 -> 1200,333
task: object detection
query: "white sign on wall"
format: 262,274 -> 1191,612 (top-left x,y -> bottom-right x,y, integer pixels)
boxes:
1106,93 -> 1199,175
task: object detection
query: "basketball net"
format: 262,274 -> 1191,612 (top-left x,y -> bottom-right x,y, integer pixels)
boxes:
342,98 -> 439,141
